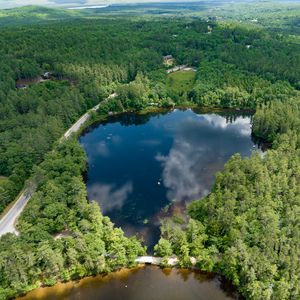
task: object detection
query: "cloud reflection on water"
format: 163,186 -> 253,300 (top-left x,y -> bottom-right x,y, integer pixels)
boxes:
201,114 -> 252,136
96,141 -> 110,157
88,182 -> 133,213
157,114 -> 252,203
81,110 -> 255,247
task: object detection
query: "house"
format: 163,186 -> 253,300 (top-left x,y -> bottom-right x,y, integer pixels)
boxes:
163,55 -> 175,66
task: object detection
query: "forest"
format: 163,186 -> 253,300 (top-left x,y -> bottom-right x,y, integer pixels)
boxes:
0,139 -> 145,299
1,16 -> 299,213
0,3 -> 299,300
156,129 -> 300,299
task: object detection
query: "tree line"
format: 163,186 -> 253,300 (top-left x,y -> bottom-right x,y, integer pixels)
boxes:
0,139 -> 145,299
0,14 -> 299,300
156,93 -> 300,300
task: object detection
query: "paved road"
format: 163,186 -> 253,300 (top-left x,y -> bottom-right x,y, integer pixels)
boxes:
64,111 -> 91,139
0,188 -> 34,235
64,93 -> 116,139
0,94 -> 116,237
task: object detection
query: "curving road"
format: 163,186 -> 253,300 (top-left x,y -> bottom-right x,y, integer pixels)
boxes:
0,93 -> 116,237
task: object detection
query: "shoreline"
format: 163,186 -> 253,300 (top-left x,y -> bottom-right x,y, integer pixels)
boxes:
15,264 -> 242,300
8,102 -> 259,300
76,103 -> 255,139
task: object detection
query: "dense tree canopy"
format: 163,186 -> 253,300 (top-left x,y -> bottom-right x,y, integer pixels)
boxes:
253,96 -> 300,142
1,16 -> 299,213
0,139 -> 145,299
158,95 -> 300,300
0,7 -> 299,300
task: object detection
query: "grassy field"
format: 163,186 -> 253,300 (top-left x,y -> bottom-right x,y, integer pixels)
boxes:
166,70 -> 196,95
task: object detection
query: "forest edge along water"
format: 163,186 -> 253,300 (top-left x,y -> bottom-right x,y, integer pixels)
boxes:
16,266 -> 242,300
16,108 -> 261,300
79,108 -> 262,249
1,6 -> 299,300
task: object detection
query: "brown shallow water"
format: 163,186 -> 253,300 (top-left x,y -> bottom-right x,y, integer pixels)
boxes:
16,266 -> 240,300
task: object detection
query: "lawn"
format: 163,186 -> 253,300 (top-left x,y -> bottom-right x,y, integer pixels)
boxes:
166,70 -> 196,95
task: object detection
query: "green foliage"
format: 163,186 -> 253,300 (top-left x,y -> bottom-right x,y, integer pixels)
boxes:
192,60 -> 297,108
154,238 -> 172,258
161,124 -> 300,299
116,73 -> 152,110
0,139 -> 145,299
159,218 -> 211,269
0,81 -> 88,212
253,95 -> 300,142
0,8 -> 299,300
166,70 -> 196,99
0,6 -> 85,27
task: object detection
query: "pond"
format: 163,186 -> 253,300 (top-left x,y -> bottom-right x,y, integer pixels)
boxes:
16,266 -> 241,300
17,108 -> 255,300
79,109 -> 260,248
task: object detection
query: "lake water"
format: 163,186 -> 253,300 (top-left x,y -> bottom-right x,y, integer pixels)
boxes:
17,266 -> 240,300
79,109 -> 259,248
17,109 -> 253,300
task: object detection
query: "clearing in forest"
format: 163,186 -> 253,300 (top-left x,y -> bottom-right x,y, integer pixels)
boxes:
166,69 -> 196,95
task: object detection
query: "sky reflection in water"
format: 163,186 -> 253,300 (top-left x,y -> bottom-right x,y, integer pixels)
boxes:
80,109 -> 258,247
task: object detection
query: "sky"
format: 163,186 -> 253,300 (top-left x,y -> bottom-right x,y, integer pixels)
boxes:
0,0 -> 200,10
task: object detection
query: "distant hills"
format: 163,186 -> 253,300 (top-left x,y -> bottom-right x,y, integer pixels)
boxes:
1,1 -> 299,29
0,6 -> 86,26
0,2 -> 222,26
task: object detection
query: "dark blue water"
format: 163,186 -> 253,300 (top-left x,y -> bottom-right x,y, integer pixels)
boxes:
80,109 -> 259,248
